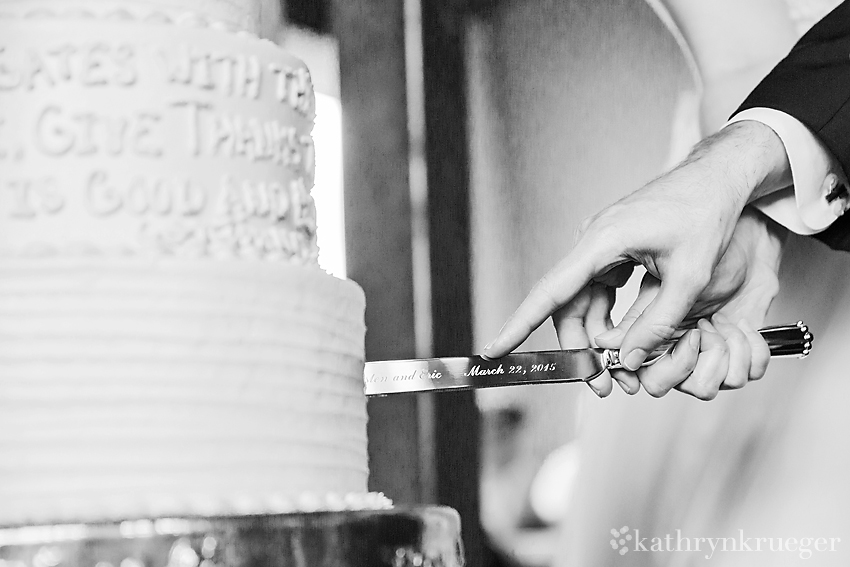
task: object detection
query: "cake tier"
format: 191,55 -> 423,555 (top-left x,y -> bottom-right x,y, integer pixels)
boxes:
0,258 -> 371,526
0,0 -> 278,36
0,508 -> 464,567
0,12 -> 317,262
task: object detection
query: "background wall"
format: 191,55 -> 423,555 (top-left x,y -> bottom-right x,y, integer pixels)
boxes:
465,0 -> 695,561
467,0 -> 695,354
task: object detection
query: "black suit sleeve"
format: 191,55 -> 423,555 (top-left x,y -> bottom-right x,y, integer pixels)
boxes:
734,0 -> 850,251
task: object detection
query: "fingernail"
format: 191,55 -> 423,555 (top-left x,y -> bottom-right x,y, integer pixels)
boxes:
712,312 -> 730,325
587,382 -> 603,397
616,380 -> 632,395
623,348 -> 647,371
595,328 -> 623,342
481,340 -> 496,360
689,328 -> 701,348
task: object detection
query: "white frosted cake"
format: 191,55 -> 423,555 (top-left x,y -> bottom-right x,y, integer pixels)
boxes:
0,0 -> 385,526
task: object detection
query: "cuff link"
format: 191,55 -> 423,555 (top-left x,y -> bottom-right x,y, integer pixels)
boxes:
823,173 -> 849,216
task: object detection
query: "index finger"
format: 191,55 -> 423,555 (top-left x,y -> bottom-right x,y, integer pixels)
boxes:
483,249 -> 609,358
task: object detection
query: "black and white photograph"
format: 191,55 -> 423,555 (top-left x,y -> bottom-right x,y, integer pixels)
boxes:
0,0 -> 845,566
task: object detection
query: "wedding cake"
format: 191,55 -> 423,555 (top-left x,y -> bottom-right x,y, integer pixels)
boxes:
0,0 -> 387,526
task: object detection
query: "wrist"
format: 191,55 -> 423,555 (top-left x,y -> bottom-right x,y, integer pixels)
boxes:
683,121 -> 791,211
717,120 -> 792,203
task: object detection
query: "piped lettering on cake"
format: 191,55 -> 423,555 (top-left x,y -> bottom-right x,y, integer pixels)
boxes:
5,177 -> 64,217
0,21 -> 321,262
269,64 -> 315,116
158,46 -> 262,100
172,100 -> 313,167
34,106 -> 164,157
0,43 -> 137,91
85,172 -> 205,218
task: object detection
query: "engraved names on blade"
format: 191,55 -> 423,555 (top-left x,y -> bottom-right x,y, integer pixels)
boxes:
364,350 -> 609,396
364,359 -> 452,396
0,18 -> 318,261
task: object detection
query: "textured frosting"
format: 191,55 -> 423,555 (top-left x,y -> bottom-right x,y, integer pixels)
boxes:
0,0 -> 274,34
0,12 -> 318,262
0,258 -> 372,526
0,9 -> 379,526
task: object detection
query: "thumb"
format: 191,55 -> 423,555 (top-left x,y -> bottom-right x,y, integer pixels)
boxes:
618,272 -> 705,370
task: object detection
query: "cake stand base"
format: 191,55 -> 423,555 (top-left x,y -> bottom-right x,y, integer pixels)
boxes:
0,507 -> 463,567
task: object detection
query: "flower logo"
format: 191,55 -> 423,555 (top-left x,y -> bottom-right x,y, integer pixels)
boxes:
610,526 -> 633,555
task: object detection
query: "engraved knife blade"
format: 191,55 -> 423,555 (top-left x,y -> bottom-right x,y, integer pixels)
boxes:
363,322 -> 813,397
364,349 -> 609,397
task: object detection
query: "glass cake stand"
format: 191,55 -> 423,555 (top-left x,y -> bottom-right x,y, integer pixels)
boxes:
0,507 -> 463,567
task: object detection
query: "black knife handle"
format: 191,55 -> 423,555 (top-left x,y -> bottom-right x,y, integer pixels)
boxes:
760,321 -> 813,358
607,321 -> 813,368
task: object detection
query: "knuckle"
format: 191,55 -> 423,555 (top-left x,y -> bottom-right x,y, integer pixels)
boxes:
641,380 -> 668,398
749,359 -> 770,381
679,353 -> 698,376
753,336 -> 771,358
578,216 -> 595,234
723,373 -> 747,390
680,374 -> 718,400
646,323 -> 678,342
764,274 -> 780,299
692,384 -> 718,401
688,268 -> 713,291
533,276 -> 561,312
573,216 -> 595,243
671,260 -> 712,292
574,209 -> 625,249
748,266 -> 780,301
621,306 -> 643,325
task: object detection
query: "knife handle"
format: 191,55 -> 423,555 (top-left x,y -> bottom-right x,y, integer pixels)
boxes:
607,321 -> 813,368
760,321 -> 814,358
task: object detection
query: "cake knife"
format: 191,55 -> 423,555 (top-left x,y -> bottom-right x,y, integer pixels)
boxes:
363,321 -> 813,397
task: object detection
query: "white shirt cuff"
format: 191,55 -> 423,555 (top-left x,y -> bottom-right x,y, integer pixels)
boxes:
727,108 -> 846,235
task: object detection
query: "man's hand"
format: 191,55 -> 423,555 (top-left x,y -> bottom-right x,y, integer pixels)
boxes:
483,121 -> 791,396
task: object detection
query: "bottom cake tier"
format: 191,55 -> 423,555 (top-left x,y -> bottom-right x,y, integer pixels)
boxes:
0,258 -> 373,525
0,508 -> 464,567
